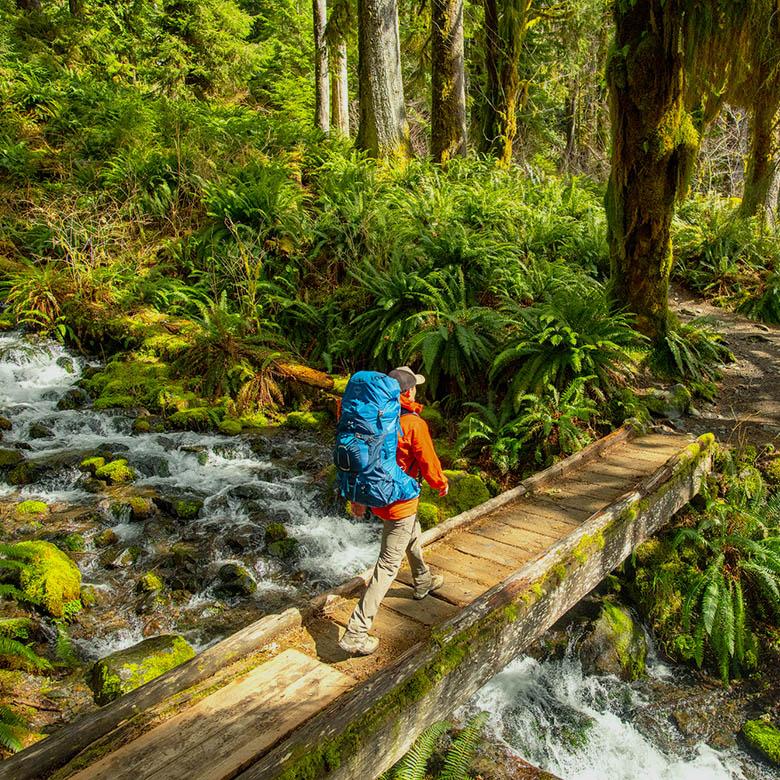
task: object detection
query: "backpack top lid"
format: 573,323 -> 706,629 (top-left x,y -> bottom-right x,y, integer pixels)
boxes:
338,371 -> 401,436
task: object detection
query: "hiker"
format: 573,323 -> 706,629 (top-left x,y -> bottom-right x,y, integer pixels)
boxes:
336,366 -> 449,656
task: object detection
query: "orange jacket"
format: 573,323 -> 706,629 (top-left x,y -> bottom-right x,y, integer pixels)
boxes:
372,397 -> 448,521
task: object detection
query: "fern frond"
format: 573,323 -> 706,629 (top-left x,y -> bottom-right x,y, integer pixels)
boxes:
440,712 -> 489,780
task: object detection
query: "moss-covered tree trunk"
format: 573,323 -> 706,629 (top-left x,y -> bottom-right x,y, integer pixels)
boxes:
313,0 -> 330,133
431,0 -> 467,162
605,1 -> 700,340
479,0 -> 531,166
740,93 -> 779,219
356,0 -> 411,158
330,38 -> 350,137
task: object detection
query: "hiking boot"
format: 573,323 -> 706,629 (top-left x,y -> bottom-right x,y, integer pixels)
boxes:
338,631 -> 379,656
414,574 -> 444,600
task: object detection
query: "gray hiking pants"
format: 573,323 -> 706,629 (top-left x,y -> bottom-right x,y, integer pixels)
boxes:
345,513 -> 432,636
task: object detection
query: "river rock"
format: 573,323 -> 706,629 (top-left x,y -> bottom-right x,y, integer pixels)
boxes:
56,388 -> 88,410
223,524 -> 264,553
155,494 -> 204,521
156,542 -> 208,592
579,601 -> 647,681
88,634 -> 195,705
0,416 -> 12,431
133,454 -> 171,478
0,448 -> 24,470
214,563 -> 257,598
28,422 -> 54,440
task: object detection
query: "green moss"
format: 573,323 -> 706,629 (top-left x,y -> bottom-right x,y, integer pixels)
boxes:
79,456 -> 105,475
171,498 -> 202,520
419,406 -> 445,437
218,418 -> 243,436
132,418 -> 152,434
95,459 -> 136,484
95,529 -> 118,548
89,635 -> 195,705
15,500 -> 49,518
332,376 -> 350,395
136,572 -> 163,594
168,406 -> 224,431
601,601 -> 646,680
58,533 -> 85,552
417,502 -> 440,531
0,416 -> 12,431
284,411 -> 330,431
420,470 -> 491,523
0,448 -> 24,468
742,718 -> 780,766
267,539 -> 299,559
766,456 -> 780,485
238,412 -> 270,428
265,522 -> 288,543
3,541 -> 82,618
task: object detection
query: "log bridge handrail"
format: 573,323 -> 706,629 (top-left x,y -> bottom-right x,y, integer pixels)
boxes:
1,426 -> 716,780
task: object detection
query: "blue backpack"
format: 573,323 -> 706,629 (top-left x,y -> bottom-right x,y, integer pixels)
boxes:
334,371 -> 420,508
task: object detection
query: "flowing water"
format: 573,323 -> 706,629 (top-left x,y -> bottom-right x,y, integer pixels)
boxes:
0,332 -> 380,655
461,636 -> 777,779
2,333 -> 777,778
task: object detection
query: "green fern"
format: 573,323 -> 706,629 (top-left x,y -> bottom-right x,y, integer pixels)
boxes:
385,720 -> 452,780
439,712 -> 489,780
0,705 -> 28,753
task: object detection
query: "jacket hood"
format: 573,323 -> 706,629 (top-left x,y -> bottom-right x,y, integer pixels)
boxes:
400,396 -> 423,415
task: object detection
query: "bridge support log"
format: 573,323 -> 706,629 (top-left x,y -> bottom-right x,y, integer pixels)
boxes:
237,434 -> 715,780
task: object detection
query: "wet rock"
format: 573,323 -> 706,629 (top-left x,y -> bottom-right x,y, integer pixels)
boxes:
227,482 -> 293,503
579,601 -> 647,681
157,542 -> 208,592
110,496 -> 156,522
88,634 -> 195,705
0,448 -> 24,470
265,522 -> 288,544
267,538 -> 299,560
56,388 -> 88,410
223,525 -> 264,554
7,460 -> 48,486
214,563 -> 257,598
133,454 -> 170,478
100,546 -> 141,569
80,476 -> 105,494
28,422 -> 54,440
0,416 -> 12,431
56,356 -> 76,373
155,494 -> 203,521
94,529 -> 119,548
136,572 -> 164,594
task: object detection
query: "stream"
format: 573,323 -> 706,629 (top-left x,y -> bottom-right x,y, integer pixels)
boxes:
1,333 -> 777,778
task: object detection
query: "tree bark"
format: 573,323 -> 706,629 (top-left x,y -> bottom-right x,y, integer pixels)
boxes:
431,0 -> 467,162
313,0 -> 330,133
15,0 -> 42,11
605,1 -> 700,341
740,92 -> 780,219
330,38 -> 350,137
479,0 -> 531,166
356,0 -> 411,158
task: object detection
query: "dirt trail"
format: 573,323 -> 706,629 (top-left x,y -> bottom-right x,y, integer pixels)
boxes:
670,289 -> 780,447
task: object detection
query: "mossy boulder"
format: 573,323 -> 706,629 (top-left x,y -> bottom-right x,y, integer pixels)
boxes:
95,459 -> 136,485
7,460 -> 45,486
132,418 -> 152,434
155,495 -> 203,520
742,718 -> 780,766
2,540 -> 82,618
419,469 -> 491,526
284,411 -> 330,431
0,448 -> 24,470
111,496 -> 155,522
15,500 -> 49,519
168,407 -> 224,431
218,419 -> 243,436
94,528 -> 118,548
417,502 -> 440,532
56,388 -> 89,410
136,571 -> 164,594
267,538 -> 299,559
0,417 -> 12,431
88,634 -> 195,705
79,456 -> 105,475
28,422 -> 54,440
579,601 -> 647,681
81,354 -> 174,412
57,533 -> 85,552
214,563 -> 257,598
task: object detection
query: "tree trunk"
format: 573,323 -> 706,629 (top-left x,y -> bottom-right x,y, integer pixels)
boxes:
68,0 -> 82,16
15,0 -> 42,11
330,38 -> 350,137
313,0 -> 330,133
356,0 -> 411,158
479,0 -> 531,166
740,95 -> 779,219
431,0 -> 467,162
605,1 -> 700,341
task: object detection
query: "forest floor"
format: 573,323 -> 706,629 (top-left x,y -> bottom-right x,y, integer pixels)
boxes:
670,288 -> 780,448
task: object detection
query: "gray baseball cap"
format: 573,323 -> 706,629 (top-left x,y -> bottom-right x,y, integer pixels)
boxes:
388,366 -> 425,392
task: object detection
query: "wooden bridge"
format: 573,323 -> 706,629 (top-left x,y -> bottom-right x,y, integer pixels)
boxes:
3,427 -> 715,780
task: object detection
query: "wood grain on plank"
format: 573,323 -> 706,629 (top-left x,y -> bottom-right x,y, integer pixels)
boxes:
446,529 -> 532,568
397,567 -> 484,608
514,498 -> 590,524
422,545 -> 514,585
381,584 -> 458,626
492,510 -> 576,540
71,650 -> 333,780
470,520 -> 550,554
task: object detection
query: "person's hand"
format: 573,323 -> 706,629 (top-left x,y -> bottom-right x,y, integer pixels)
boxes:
438,484 -> 449,498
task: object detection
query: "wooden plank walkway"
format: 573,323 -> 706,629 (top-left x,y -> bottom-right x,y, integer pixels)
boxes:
3,428 -> 715,780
